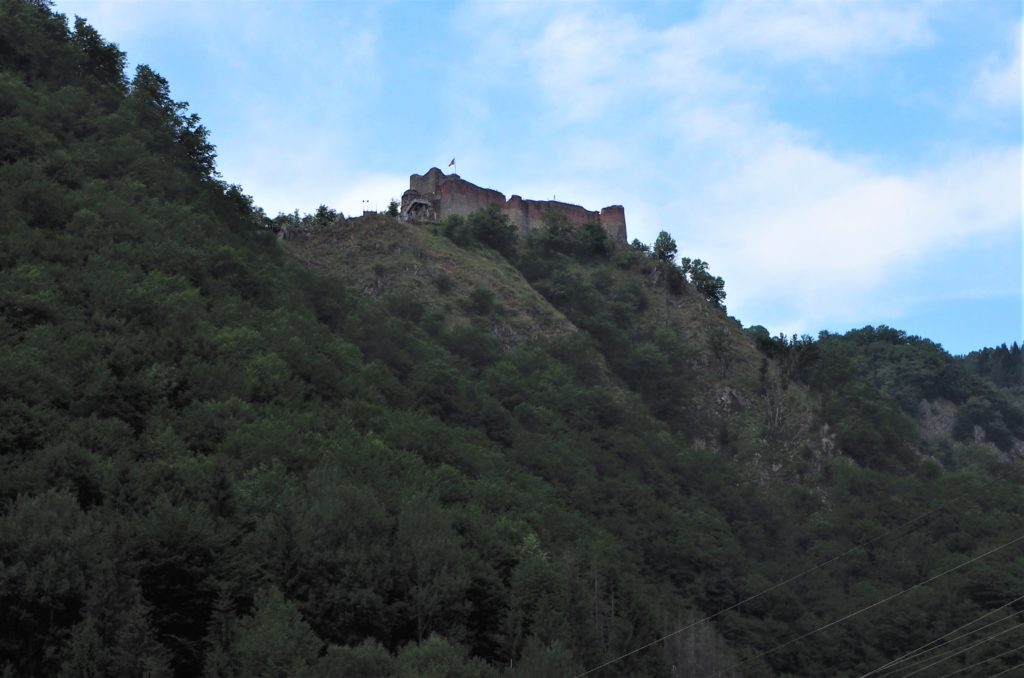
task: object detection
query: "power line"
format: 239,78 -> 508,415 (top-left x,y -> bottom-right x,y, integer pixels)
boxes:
882,616 -> 1021,678
869,603 -> 1024,678
709,533 -> 1024,677
877,608 -> 1024,676
896,623 -> 1024,678
572,492 -> 970,677
988,661 -> 1024,677
932,640 -> 1024,678
861,592 -> 1024,678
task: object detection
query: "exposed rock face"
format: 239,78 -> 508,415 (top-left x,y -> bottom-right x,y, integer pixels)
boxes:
919,399 -> 956,439
401,168 -> 628,244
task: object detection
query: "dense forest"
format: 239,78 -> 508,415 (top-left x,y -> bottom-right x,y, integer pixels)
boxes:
1,2 -> 1022,676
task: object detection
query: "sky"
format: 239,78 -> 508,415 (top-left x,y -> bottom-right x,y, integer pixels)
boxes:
53,0 -> 1023,355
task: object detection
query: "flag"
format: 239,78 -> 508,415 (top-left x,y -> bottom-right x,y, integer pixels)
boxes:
448,158 -> 456,168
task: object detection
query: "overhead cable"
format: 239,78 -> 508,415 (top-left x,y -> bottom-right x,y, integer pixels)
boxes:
987,660 -> 1024,677
861,592 -> 1024,678
572,492 -> 970,677
932,640 -> 1024,678
709,533 -> 1024,677
896,622 -> 1023,678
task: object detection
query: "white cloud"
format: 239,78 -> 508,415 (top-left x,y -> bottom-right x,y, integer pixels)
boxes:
693,3 -> 932,62
690,139 -> 1021,327
973,23 -> 1022,107
510,1 -> 932,117
459,2 -> 1018,335
529,11 -> 645,120
53,0 -> 188,40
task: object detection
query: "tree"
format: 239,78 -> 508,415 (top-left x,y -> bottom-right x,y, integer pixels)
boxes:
512,638 -> 576,677
387,200 -> 400,217
395,635 -> 496,678
395,497 -> 470,642
578,222 -> 611,256
71,17 -> 127,92
630,238 -> 650,254
652,231 -> 677,263
531,208 -> 575,255
309,204 -> 338,229
467,205 -> 517,257
313,641 -> 395,678
229,587 -> 322,678
127,65 -> 217,178
689,259 -> 726,308
441,214 -> 470,245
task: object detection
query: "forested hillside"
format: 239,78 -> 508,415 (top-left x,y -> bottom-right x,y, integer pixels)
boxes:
1,3 -> 1022,677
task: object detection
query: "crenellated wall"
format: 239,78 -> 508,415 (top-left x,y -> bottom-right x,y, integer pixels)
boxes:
401,168 -> 627,244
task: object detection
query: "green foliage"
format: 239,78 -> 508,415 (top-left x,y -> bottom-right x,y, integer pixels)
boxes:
229,587 -> 322,678
652,230 -> 677,263
127,64 -> 218,179
512,638 -> 577,677
962,342 -> 1023,391
799,327 -> 1024,453
465,287 -> 496,315
630,238 -> 650,254
467,205 -> 518,257
578,222 -> 612,256
3,6 -> 1023,678
440,214 -> 470,244
270,204 -> 339,238
689,258 -> 726,307
432,272 -> 455,294
396,636 -> 497,678
627,235 -> 726,304
439,206 -> 517,258
953,395 -> 1013,449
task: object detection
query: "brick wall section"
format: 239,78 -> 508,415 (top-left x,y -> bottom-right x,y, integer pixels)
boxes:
505,195 -> 527,232
438,177 -> 505,219
403,168 -> 627,244
520,199 -> 600,230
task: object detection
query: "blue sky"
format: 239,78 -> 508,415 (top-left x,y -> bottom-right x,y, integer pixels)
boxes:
53,0 -> 1022,355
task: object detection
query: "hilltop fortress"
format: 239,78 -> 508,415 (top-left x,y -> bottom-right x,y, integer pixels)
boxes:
400,168 -> 627,245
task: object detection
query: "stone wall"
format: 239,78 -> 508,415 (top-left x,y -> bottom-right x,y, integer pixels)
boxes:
401,168 -> 627,244
437,177 -> 505,219
599,205 -> 627,244
408,167 -> 445,196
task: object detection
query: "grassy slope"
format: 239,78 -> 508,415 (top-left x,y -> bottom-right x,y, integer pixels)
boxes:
284,215 -> 576,347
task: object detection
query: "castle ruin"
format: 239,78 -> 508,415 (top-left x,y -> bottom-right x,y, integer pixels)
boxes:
400,168 -> 627,245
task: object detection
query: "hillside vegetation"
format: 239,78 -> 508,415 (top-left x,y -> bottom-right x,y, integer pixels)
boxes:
2,3 -> 1023,677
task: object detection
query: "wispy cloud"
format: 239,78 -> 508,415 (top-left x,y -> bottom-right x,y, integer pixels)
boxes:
690,3 -> 932,62
973,22 -> 1022,108
456,1 -> 1019,337
691,140 -> 1020,325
